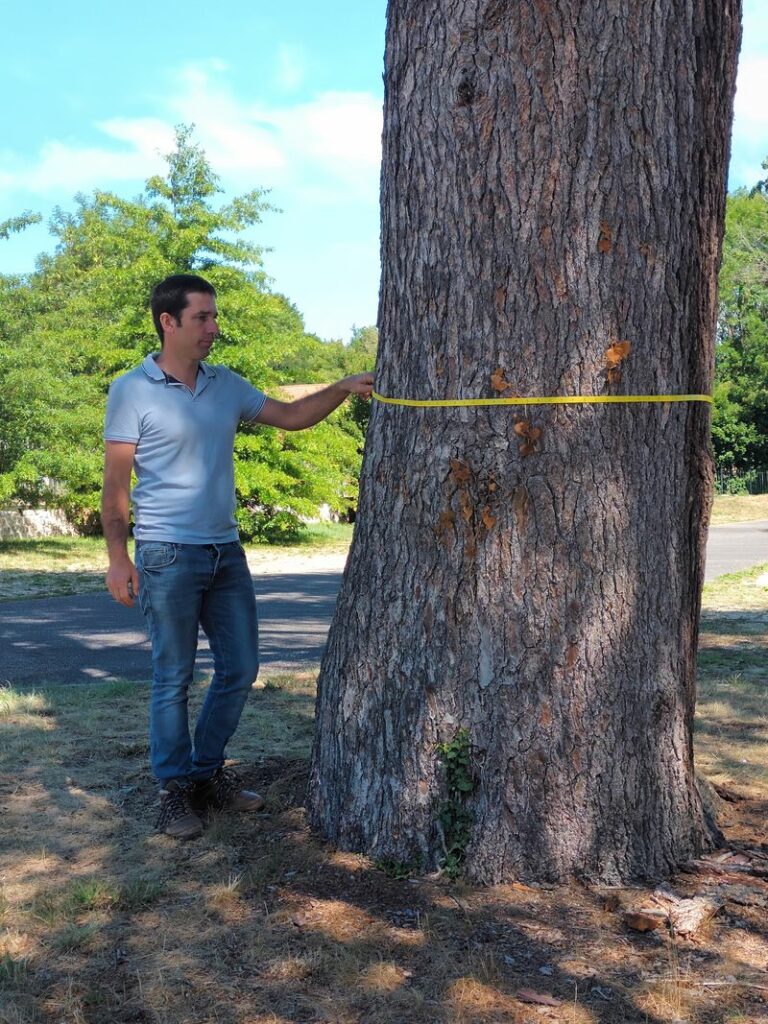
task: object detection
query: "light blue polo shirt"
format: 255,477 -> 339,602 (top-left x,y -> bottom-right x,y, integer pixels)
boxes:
104,354 -> 267,544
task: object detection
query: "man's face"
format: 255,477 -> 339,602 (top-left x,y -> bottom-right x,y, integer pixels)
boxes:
162,291 -> 220,359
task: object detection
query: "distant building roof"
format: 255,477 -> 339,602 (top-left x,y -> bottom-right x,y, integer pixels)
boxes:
278,383 -> 329,399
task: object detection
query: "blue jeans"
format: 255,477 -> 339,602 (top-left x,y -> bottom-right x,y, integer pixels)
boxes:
135,541 -> 259,784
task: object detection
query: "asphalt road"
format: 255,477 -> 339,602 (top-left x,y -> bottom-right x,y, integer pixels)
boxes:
0,571 -> 341,686
2,521 -> 768,687
703,518 -> 768,582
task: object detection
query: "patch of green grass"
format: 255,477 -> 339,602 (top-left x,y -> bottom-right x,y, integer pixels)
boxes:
0,953 -> 29,990
28,888 -> 64,926
0,688 -> 50,718
0,524 -> 352,574
702,562 -> 768,610
0,536 -> 106,567
50,922 -> 101,953
27,874 -> 163,927
697,565 -> 768,791
260,672 -> 318,693
0,527 -> 352,601
119,877 -> 167,911
64,879 -> 120,914
295,521 -> 354,548
51,680 -> 149,706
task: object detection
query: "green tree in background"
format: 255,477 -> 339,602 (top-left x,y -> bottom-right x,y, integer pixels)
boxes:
714,168 -> 768,478
0,126 -> 374,538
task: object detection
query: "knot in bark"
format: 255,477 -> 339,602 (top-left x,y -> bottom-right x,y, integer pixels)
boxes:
456,68 -> 478,107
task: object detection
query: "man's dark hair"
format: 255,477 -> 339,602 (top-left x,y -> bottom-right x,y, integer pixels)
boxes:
150,274 -> 217,344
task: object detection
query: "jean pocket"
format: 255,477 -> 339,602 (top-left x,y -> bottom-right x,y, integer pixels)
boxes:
137,542 -> 177,571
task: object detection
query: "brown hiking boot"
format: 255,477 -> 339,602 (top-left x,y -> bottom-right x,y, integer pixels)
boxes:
192,767 -> 265,813
156,780 -> 204,839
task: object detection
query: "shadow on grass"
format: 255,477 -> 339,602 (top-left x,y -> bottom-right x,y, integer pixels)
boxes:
2,679 -> 767,1024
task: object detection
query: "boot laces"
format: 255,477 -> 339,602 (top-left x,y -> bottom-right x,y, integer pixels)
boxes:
156,784 -> 195,830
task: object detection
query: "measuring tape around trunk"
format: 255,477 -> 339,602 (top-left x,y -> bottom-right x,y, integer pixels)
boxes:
372,391 -> 713,408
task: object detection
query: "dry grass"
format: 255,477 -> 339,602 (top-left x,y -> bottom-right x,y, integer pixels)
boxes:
710,493 -> 768,526
4,497 -> 766,602
0,526 -> 353,602
0,537 -> 109,601
0,571 -> 767,1024
696,564 -> 768,794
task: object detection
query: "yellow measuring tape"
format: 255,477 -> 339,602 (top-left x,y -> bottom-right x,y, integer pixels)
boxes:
372,391 -> 713,408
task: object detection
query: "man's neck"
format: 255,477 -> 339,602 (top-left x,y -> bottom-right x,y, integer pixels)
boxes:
155,351 -> 200,390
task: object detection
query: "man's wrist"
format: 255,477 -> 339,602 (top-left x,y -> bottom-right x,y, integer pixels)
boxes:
107,548 -> 132,566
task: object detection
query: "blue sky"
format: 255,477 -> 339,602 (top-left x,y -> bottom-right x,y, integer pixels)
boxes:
1,1 -> 765,342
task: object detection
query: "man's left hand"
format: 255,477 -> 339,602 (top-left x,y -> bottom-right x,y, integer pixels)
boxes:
341,373 -> 374,399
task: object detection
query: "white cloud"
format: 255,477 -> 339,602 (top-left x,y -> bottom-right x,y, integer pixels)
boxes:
25,139 -> 165,193
0,61 -> 382,203
269,91 -> 382,170
276,45 -> 307,92
733,56 -> 768,129
166,64 -> 382,187
99,117 -> 176,153
729,55 -> 768,189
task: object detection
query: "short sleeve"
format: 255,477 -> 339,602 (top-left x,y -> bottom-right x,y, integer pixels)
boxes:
104,378 -> 141,443
228,370 -> 267,422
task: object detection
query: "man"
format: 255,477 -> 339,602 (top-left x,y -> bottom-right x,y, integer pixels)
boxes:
102,273 -> 373,839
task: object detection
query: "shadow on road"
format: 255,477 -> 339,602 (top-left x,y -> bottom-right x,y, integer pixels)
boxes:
0,572 -> 342,687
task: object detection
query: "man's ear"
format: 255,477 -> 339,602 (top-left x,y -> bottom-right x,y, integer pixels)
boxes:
159,311 -> 176,337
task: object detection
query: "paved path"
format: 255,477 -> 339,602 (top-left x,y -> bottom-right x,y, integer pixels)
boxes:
704,519 -> 768,582
2,522 -> 768,686
0,569 -> 342,686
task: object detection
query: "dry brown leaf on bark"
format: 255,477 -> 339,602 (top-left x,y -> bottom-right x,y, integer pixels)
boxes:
605,341 -> 632,368
598,221 -> 613,253
436,511 -> 456,537
449,459 -> 471,483
491,367 -> 513,392
481,507 -> 497,530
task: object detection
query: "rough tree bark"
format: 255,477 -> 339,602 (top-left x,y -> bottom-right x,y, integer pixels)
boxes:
309,0 -> 742,883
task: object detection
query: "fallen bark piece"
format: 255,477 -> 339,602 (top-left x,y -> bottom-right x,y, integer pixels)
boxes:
719,884 -> 768,908
710,851 -> 734,864
682,858 -> 768,879
684,858 -> 727,875
668,895 -> 724,938
516,989 -> 562,1007
622,891 -> 723,938
694,860 -> 768,880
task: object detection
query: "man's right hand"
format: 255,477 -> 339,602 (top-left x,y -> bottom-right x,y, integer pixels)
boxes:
106,557 -> 140,607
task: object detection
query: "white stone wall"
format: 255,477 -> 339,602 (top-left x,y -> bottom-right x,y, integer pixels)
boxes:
0,509 -> 77,540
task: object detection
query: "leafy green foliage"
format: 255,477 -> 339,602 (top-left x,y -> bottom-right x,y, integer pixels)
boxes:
714,183 -> 768,472
375,857 -> 420,880
436,728 -> 475,879
0,126 -> 375,537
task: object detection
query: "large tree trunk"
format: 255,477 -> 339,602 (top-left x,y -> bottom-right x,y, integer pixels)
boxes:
309,0 -> 742,884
